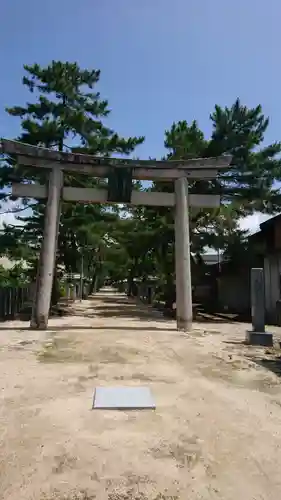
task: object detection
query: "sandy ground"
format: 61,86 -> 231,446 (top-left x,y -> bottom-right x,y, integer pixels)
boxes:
1,289 -> 281,500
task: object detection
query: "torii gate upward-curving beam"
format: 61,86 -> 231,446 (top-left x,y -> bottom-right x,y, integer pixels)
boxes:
1,139 -> 232,331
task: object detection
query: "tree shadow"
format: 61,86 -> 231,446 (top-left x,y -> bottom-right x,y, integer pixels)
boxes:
0,294 -> 174,329
247,355 -> 281,378
194,310 -> 250,323
0,292 -> 250,330
161,302 -> 250,324
0,324 -> 175,332
223,340 -> 248,346
194,313 -> 236,323
87,295 -> 132,306
88,304 -> 164,320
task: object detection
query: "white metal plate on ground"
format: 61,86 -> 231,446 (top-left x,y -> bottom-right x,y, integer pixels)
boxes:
92,386 -> 156,410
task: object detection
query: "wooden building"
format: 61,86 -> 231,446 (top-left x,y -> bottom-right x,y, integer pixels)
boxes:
250,214 -> 281,323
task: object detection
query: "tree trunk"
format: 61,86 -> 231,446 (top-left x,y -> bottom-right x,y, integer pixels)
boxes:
163,275 -> 176,310
89,273 -> 98,294
51,265 -> 60,307
127,273 -> 135,296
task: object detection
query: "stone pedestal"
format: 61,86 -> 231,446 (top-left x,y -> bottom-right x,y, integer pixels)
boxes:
246,330 -> 273,347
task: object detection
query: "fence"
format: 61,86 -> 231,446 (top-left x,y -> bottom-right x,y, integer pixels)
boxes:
63,281 -> 91,301
0,286 -> 31,321
0,280 -> 93,322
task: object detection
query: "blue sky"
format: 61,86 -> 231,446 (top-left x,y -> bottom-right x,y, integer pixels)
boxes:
1,0 -> 281,231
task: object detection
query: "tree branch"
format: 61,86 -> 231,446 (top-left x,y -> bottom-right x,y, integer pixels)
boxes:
0,204 -> 36,215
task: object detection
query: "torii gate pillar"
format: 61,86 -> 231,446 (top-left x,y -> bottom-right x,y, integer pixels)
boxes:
30,167 -> 62,329
175,177 -> 192,332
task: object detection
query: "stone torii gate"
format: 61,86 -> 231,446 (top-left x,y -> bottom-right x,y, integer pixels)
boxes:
0,139 -> 231,331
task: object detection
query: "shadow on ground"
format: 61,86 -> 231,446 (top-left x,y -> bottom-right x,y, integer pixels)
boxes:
82,294 -> 250,324
223,340 -> 248,346
193,307 -> 251,324
84,305 -> 163,320
88,295 -> 132,306
0,293 -> 175,330
247,355 -> 281,379
0,324 -> 176,332
0,292 -> 250,327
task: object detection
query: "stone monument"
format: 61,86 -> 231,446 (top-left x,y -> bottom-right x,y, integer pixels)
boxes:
246,268 -> 273,346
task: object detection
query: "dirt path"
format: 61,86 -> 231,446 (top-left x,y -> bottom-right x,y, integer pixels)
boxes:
1,288 -> 281,499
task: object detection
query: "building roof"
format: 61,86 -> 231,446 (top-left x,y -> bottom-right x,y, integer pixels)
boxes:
202,253 -> 221,265
248,213 -> 281,242
260,213 -> 281,230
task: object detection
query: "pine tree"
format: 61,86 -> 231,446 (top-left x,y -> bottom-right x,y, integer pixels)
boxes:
207,99 -> 281,213
0,61 -> 144,302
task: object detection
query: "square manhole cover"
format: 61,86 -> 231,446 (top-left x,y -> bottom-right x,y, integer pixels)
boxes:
93,386 -> 156,410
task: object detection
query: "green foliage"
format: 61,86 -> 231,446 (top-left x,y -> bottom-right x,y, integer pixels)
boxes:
0,263 -> 30,287
6,61 -> 144,151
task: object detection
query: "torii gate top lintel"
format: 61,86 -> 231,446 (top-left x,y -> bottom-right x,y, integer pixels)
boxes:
0,138 -> 232,180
